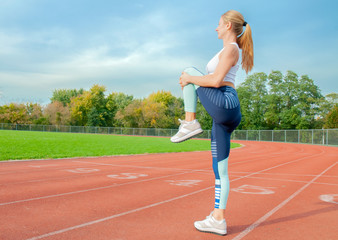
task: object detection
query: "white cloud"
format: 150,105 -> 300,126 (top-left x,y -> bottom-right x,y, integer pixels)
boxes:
0,9 -> 204,103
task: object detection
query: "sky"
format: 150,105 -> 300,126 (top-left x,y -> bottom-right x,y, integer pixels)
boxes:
0,0 -> 337,105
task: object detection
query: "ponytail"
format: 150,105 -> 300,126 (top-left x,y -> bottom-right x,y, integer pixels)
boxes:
238,23 -> 254,73
222,10 -> 254,74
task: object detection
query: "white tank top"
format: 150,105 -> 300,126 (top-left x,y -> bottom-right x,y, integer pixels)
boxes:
206,42 -> 239,85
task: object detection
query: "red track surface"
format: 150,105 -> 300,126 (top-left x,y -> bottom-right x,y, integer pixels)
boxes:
1,141 -> 337,240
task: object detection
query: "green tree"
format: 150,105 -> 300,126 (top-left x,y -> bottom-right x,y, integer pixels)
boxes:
87,85 -> 110,127
277,71 -> 323,129
69,85 -> 111,127
114,90 -> 184,129
106,92 -> 133,127
324,104 -> 338,128
145,90 -> 182,128
237,72 -> 268,129
115,99 -> 144,128
265,71 -> 283,129
50,89 -> 84,106
0,103 -> 45,124
196,100 -> 212,130
70,91 -> 91,126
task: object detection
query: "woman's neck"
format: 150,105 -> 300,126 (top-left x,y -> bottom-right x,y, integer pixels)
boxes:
222,34 -> 237,47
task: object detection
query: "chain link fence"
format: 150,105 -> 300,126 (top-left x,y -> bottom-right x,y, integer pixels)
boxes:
1,123 -> 337,146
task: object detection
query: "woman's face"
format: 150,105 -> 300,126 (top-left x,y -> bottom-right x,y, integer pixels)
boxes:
216,17 -> 229,39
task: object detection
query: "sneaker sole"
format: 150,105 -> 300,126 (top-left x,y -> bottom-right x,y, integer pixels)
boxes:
170,129 -> 204,143
195,227 -> 227,236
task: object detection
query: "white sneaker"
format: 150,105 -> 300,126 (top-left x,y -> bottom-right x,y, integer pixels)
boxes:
194,212 -> 227,236
170,119 -> 203,143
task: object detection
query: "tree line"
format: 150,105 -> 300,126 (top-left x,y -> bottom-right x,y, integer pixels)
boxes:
0,70 -> 337,129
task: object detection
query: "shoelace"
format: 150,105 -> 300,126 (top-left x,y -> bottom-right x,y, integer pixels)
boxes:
178,119 -> 186,130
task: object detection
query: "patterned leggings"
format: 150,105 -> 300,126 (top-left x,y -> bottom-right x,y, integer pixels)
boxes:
183,67 -> 241,209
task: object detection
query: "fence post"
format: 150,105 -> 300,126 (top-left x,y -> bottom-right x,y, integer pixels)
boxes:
312,129 -> 314,144
326,129 -> 329,145
298,130 -> 300,143
272,130 -> 274,142
285,130 -> 286,142
259,130 -> 261,141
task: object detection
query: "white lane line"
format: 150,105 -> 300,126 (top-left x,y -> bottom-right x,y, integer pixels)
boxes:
229,171 -> 338,178
24,154 -> 328,240
230,174 -> 338,186
231,162 -> 338,240
0,171 -> 191,206
225,149 -> 326,183
25,186 -> 215,240
72,160 -> 200,172
228,150 -> 310,166
0,147 -> 325,206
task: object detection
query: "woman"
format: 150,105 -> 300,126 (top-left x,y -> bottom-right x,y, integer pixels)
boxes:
170,10 -> 254,235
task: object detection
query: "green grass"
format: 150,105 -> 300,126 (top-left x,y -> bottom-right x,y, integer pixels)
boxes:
0,130 -> 241,161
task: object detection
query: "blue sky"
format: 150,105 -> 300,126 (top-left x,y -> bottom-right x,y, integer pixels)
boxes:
0,0 -> 337,104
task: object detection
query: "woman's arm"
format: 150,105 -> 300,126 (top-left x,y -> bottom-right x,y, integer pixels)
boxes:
179,44 -> 238,88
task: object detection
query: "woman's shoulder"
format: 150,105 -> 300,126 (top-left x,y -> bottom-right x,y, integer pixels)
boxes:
219,43 -> 239,57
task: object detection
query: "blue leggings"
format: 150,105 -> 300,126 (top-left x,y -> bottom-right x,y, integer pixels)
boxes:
183,67 -> 241,209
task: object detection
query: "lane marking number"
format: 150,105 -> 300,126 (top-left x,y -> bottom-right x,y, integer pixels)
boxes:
107,173 -> 148,179
319,194 -> 338,204
66,168 -> 100,173
232,185 -> 276,194
29,164 -> 59,168
165,180 -> 202,187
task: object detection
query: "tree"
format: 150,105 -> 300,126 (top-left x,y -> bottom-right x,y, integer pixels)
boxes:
115,100 -> 144,128
69,85 -> 111,127
106,92 -> 133,127
44,101 -> 71,125
325,93 -> 338,104
324,105 -> 338,128
145,90 -> 182,128
265,71 -> 283,129
50,89 -> 84,106
237,72 -> 268,129
70,91 -> 91,126
114,90 -> 184,129
196,100 -> 212,130
277,72 -> 323,129
87,85 -> 110,127
237,70 -> 325,130
0,103 -> 46,124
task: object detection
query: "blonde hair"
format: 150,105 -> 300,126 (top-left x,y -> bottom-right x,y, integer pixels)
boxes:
222,10 -> 254,73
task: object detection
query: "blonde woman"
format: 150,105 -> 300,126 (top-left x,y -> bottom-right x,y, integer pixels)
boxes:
171,10 -> 254,235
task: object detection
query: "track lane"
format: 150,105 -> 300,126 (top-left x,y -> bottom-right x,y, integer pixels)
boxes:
0,141 -> 337,240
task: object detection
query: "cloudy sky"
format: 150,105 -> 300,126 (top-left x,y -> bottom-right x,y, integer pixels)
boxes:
0,0 -> 337,105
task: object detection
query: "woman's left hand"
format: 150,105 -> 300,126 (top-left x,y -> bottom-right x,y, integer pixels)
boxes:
179,72 -> 190,89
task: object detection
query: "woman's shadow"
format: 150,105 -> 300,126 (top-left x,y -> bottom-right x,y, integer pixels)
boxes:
227,202 -> 338,236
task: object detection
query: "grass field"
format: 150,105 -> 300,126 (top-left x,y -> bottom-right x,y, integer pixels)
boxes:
0,130 -> 241,161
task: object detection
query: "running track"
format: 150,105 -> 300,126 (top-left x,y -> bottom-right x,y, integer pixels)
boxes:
0,141 -> 337,240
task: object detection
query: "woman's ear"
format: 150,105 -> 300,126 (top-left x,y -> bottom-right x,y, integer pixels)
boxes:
226,21 -> 232,30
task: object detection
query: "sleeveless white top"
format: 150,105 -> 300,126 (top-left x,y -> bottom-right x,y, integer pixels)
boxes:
206,42 -> 239,85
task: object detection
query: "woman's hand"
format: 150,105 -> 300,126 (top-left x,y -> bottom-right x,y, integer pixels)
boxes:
179,72 -> 190,89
